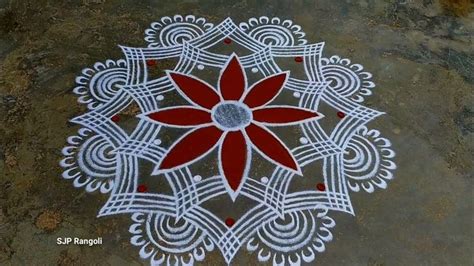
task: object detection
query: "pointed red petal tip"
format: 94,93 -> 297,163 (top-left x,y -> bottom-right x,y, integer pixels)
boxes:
220,131 -> 248,191
245,123 -> 299,173
147,107 -> 211,126
244,72 -> 288,108
223,38 -> 232,44
159,126 -> 223,170
337,111 -> 345,118
220,55 -> 246,101
294,57 -> 303,63
168,72 -> 220,110
252,107 -> 319,125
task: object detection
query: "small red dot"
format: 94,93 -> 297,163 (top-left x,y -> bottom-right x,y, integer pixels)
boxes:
146,60 -> 157,67
337,112 -> 345,118
137,184 -> 148,193
111,115 -> 120,122
316,183 -> 326,191
294,56 -> 303,63
225,218 -> 235,227
223,38 -> 232,44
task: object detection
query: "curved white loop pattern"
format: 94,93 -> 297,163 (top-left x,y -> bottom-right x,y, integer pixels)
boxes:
321,55 -> 375,103
73,59 -> 128,109
145,15 -> 214,48
61,16 -> 396,266
239,16 -> 307,46
249,207 -> 335,265
60,128 -> 115,193
130,213 -> 213,265
344,126 -> 396,193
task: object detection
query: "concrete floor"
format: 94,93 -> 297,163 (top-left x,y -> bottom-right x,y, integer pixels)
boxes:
0,0 -> 472,265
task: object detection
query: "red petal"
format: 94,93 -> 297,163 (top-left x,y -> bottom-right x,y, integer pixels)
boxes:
243,72 -> 288,108
245,123 -> 299,172
147,107 -> 211,127
168,72 -> 220,109
252,107 -> 319,125
160,126 -> 223,170
219,55 -> 246,101
220,131 -> 249,191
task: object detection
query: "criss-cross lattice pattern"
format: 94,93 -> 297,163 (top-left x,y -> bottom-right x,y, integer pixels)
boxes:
61,15 -> 396,265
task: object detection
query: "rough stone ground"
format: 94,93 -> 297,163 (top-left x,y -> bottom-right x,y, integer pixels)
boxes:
0,0 -> 472,265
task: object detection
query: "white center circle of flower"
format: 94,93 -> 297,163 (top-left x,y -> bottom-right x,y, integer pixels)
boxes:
211,101 -> 252,131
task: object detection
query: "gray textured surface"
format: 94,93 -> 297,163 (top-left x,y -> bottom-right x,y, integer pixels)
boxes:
0,0 -> 472,265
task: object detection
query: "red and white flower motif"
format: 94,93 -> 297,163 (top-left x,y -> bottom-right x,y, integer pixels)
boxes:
146,54 -> 322,197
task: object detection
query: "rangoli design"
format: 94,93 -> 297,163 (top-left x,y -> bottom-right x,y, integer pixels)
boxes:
61,15 -> 396,265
